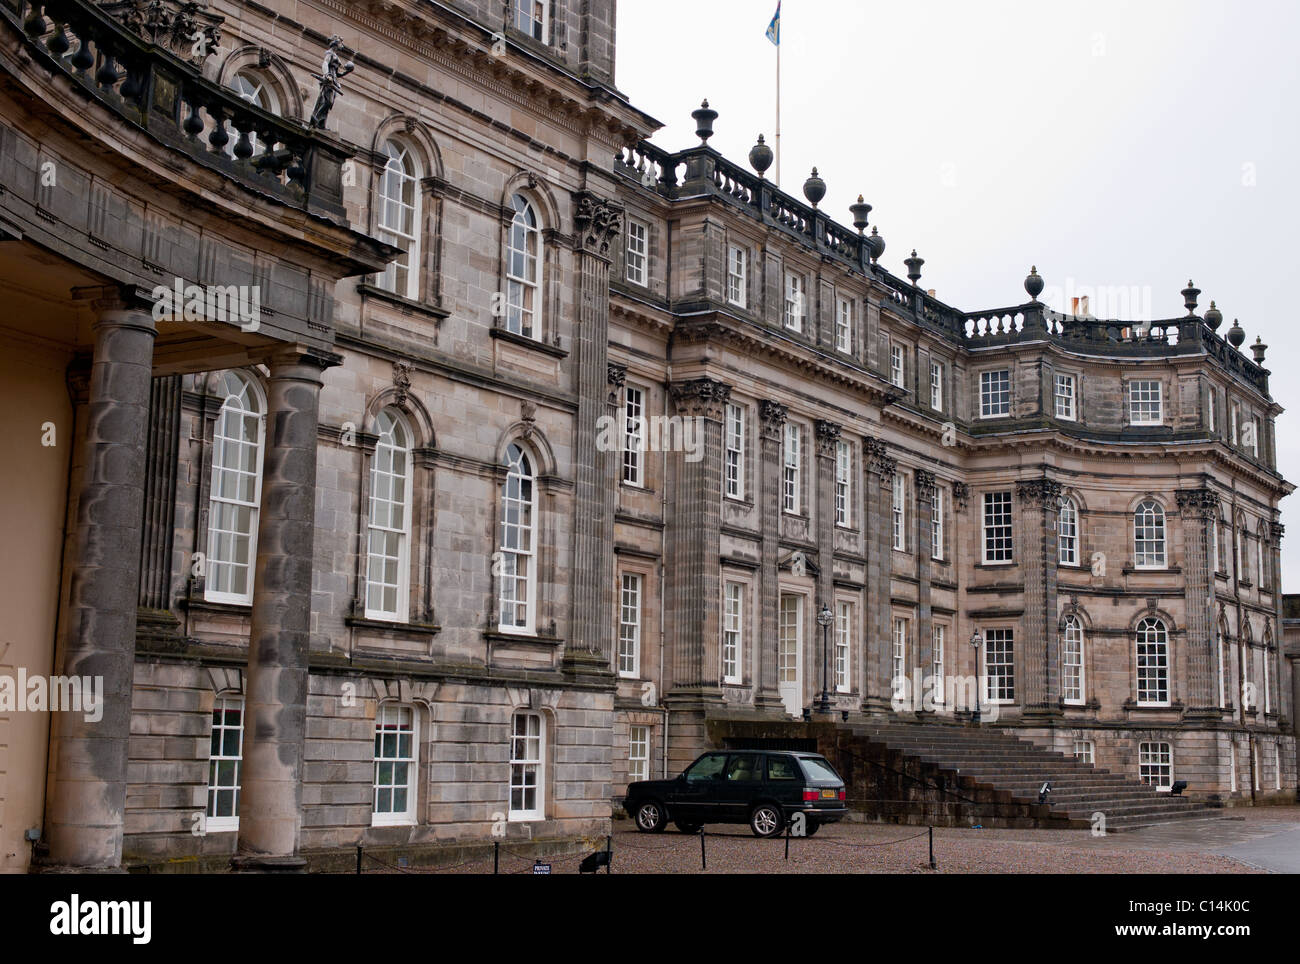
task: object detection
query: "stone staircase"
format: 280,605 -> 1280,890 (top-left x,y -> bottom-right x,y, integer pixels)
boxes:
851,722 -> 1219,831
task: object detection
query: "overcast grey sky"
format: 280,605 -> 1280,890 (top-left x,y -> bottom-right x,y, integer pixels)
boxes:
616,0 -> 1300,588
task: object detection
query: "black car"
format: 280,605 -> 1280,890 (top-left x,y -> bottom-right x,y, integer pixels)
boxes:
624,749 -> 848,838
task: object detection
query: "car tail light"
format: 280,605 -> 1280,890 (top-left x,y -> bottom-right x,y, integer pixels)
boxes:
838,789 -> 846,801
802,788 -> 819,803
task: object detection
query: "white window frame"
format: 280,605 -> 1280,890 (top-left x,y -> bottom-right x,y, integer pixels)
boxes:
1229,404 -> 1238,445
725,402 -> 745,500
628,725 -> 650,784
892,617 -> 908,698
984,628 -> 1015,704
727,245 -> 748,308
1133,500 -> 1167,569
1128,379 -> 1163,426
206,372 -> 266,606
980,370 -> 1011,419
498,443 -> 537,635
931,487 -> 944,561
982,491 -> 1013,564
365,409 -> 413,622
1135,617 -> 1170,707
1263,643 -> 1272,714
1139,741 -> 1173,791
835,601 -> 853,693
1054,373 -> 1077,421
835,440 -> 852,528
722,581 -> 744,685
1059,497 -> 1079,566
1062,616 -> 1085,705
372,703 -> 418,826
622,385 -> 645,487
836,296 -> 853,353
892,473 -> 906,552
513,0 -> 549,43
1249,415 -> 1260,457
933,625 -> 945,705
783,423 -> 801,514
1073,739 -> 1094,764
509,711 -> 544,821
625,218 -> 648,287
890,344 -> 905,389
505,194 -> 542,339
377,140 -> 422,300
784,272 -> 805,332
1208,389 -> 1216,433
930,360 -> 944,411
205,695 -> 244,832
617,573 -> 642,678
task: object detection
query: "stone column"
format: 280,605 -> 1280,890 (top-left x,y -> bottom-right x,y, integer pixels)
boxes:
1016,478 -> 1061,718
664,378 -> 730,694
568,192 -> 623,664
46,300 -> 156,869
915,470 -> 936,705
233,348 -> 333,869
864,439 -> 896,716
755,401 -> 787,711
814,420 -> 841,709
1178,488 -> 1220,716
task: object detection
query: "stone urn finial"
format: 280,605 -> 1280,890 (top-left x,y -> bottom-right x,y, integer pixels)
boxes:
850,195 -> 872,234
803,168 -> 826,208
1182,278 -> 1201,317
749,134 -> 773,178
867,226 -> 885,264
1204,300 -> 1223,332
1227,318 -> 1246,349
1024,266 -> 1045,302
692,99 -> 718,145
1251,335 -> 1268,364
904,250 -> 925,286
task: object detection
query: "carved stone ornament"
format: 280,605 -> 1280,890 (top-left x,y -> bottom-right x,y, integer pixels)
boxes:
952,481 -> 970,511
1016,477 -> 1062,509
392,360 -> 412,406
1175,487 -> 1221,520
915,469 -> 937,501
759,400 -> 788,439
866,438 -> 896,485
814,420 -> 842,458
308,35 -> 355,130
606,363 -> 627,405
99,0 -> 223,65
669,378 -> 731,421
573,193 -> 624,257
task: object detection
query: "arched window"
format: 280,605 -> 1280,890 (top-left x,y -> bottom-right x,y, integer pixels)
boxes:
1062,615 -> 1084,705
1058,497 -> 1078,566
206,371 -> 265,604
498,443 -> 536,634
226,69 -> 279,157
1135,617 -> 1170,706
1257,523 -> 1269,590
377,140 -> 422,299
505,194 -> 541,339
1133,500 -> 1166,569
365,409 -> 412,621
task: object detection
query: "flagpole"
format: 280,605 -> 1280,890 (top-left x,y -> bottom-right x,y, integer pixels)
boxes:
775,35 -> 781,186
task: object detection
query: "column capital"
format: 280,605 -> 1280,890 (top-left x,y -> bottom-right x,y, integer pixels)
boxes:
1016,477 -> 1062,509
607,362 -> 627,405
759,400 -> 788,439
1176,487 -> 1221,519
814,419 -> 842,458
260,344 -> 343,380
952,481 -> 971,512
572,190 -> 625,258
915,469 -> 937,501
670,377 -> 732,421
865,437 -> 896,485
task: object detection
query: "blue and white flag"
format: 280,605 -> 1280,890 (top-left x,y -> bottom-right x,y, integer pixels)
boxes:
766,2 -> 781,46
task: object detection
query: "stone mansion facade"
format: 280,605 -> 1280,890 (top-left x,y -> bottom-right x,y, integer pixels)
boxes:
0,0 -> 1293,871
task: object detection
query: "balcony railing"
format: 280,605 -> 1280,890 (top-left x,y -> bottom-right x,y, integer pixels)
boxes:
7,0 -> 352,226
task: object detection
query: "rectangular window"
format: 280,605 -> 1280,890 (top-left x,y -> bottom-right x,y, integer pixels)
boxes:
373,704 -> 417,825
892,474 -> 906,551
723,581 -> 743,684
892,618 -> 908,698
1055,373 -> 1077,421
836,296 -> 853,353
618,573 -> 642,678
514,0 -> 548,42
625,219 -> 648,286
1208,390 -> 1216,433
778,594 -> 801,686
1136,630 -> 1170,706
933,626 -> 945,705
984,628 -> 1015,703
1062,620 -> 1084,705
1249,416 -> 1260,457
835,440 -> 852,527
980,370 -> 1011,418
1128,380 -> 1163,425
509,712 -> 543,820
628,725 -> 650,784
366,416 -> 411,622
1230,404 -> 1238,445
784,272 -> 805,332
1263,648 -> 1271,714
982,491 -> 1013,563
931,488 -> 944,561
783,423 -> 801,514
834,601 -> 853,693
1073,740 -> 1094,764
206,696 -> 244,832
890,344 -> 905,388
1139,741 -> 1173,790
623,386 -> 645,487
930,360 -> 944,411
1211,521 -> 1219,574
727,245 -> 748,307
725,403 -> 745,500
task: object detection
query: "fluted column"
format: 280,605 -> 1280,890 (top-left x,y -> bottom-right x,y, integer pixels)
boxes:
1178,488 -> 1220,716
814,421 -> 841,711
915,470 -> 936,705
864,439 -> 896,715
568,191 -> 623,661
234,348 -> 333,869
664,378 -> 730,696
1016,478 -> 1061,717
755,401 -> 787,710
46,299 -> 156,869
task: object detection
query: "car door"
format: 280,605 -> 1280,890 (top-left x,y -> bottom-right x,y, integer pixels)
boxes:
672,751 -> 728,822
764,753 -> 803,814
717,752 -> 765,820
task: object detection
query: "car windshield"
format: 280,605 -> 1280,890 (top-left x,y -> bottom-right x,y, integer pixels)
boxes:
684,753 -> 728,782
798,757 -> 841,783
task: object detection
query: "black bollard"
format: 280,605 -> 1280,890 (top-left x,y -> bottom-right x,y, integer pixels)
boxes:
494,840 -> 499,875
356,844 -> 362,875
929,826 -> 936,870
785,820 -> 790,861
700,827 -> 707,871
605,834 -> 612,874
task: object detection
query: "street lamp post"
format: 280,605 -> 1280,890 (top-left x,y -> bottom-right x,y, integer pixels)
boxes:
816,603 -> 835,714
969,630 -> 984,726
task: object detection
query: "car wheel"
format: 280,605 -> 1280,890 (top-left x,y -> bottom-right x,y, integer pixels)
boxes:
674,822 -> 702,835
634,800 -> 667,833
804,821 -> 820,837
749,803 -> 784,838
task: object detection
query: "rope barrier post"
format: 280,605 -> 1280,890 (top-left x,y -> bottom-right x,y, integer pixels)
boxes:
605,834 -> 612,874
699,828 -> 706,871
356,844 -> 362,875
494,841 -> 499,875
929,826 -> 936,870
